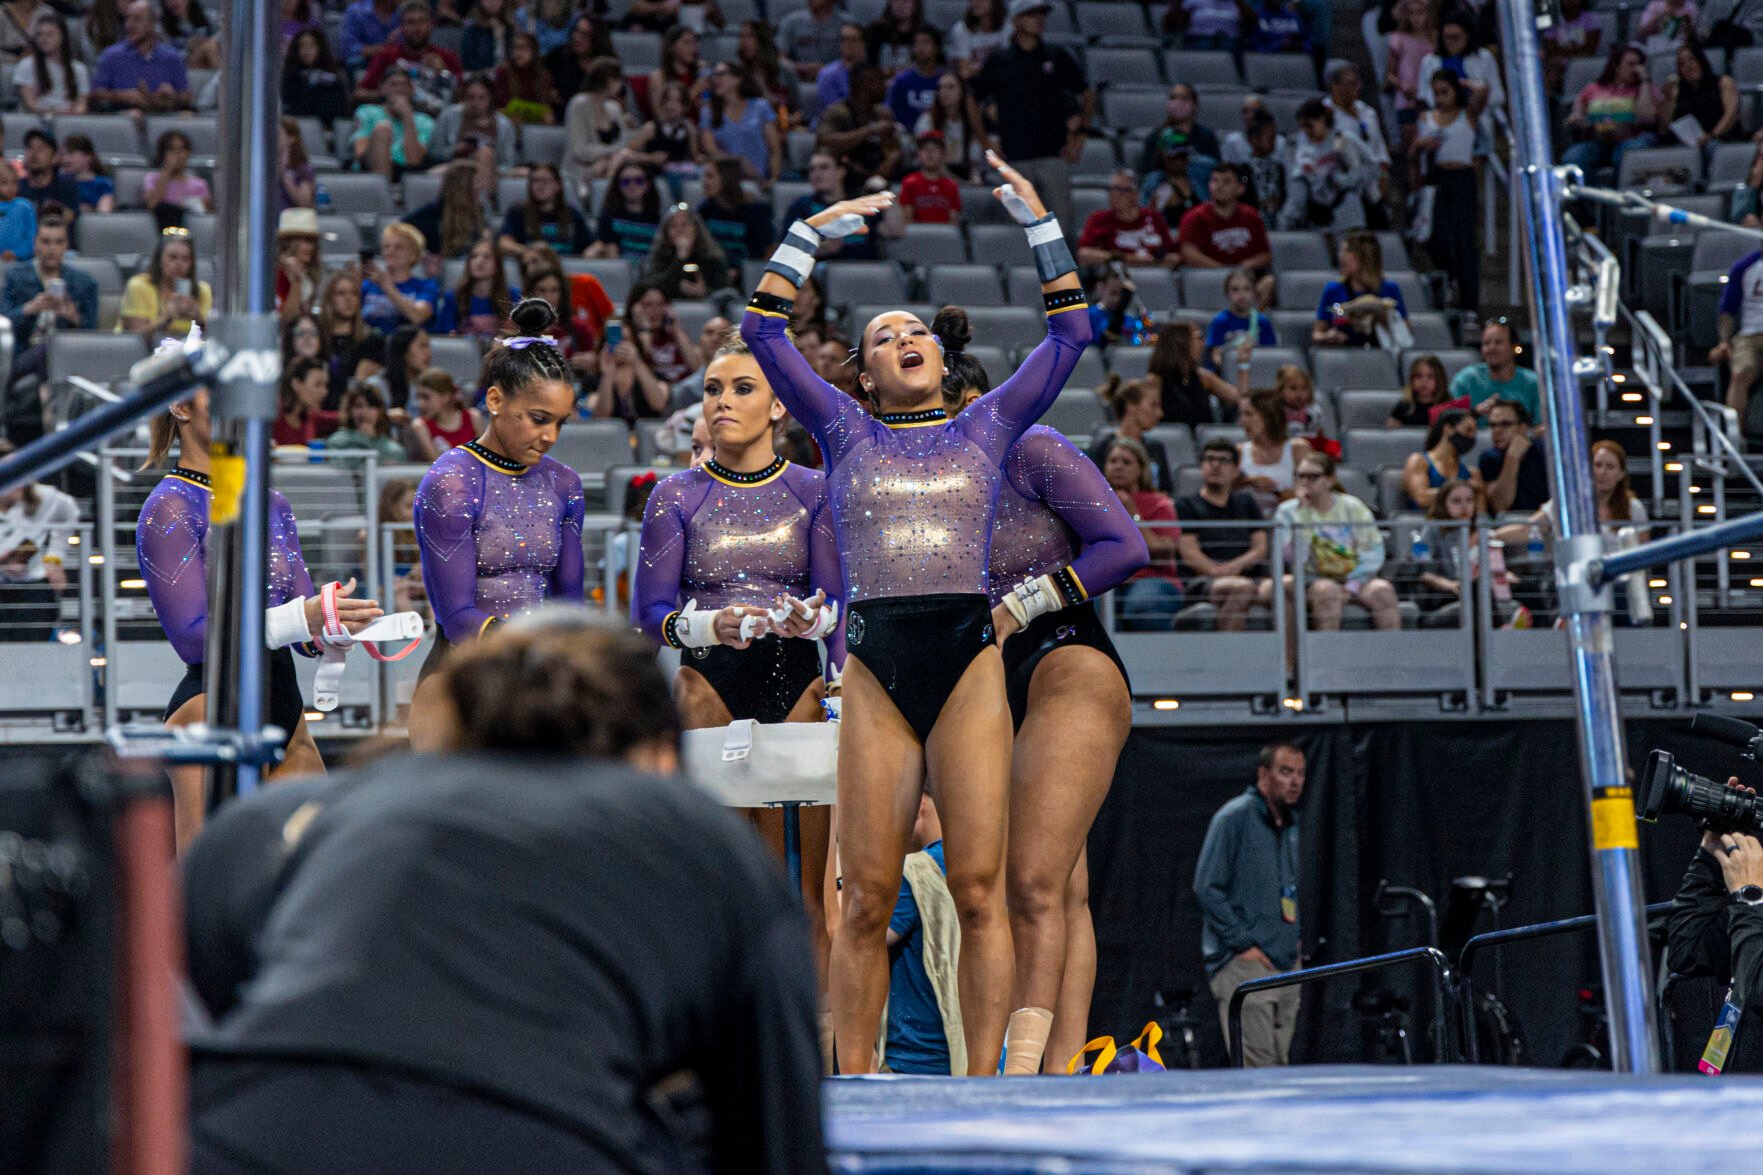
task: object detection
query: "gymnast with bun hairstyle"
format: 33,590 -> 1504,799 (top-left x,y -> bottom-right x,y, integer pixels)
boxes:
407,297 -> 587,749
741,150 -> 1091,1076
938,304 -> 1148,1074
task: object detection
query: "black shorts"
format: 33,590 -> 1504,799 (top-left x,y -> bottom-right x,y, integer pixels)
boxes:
1001,601 -> 1130,731
678,634 -> 823,724
417,629 -> 455,685
164,647 -> 305,750
845,593 -> 995,743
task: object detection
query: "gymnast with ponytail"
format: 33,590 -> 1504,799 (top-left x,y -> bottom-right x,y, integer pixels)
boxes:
741,150 -> 1091,1076
407,297 -> 586,748
136,373 -> 383,851
938,304 -> 1148,1075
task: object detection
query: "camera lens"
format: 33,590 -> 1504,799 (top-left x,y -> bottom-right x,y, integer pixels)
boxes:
1639,749 -> 1763,836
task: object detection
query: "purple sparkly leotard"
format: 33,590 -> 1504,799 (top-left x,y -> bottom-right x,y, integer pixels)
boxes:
740,306 -> 1092,603
633,458 -> 845,665
137,470 -> 316,665
413,443 -> 587,642
987,426 -> 1148,606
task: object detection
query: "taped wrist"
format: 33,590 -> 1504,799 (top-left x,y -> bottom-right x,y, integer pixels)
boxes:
265,596 -> 312,650
667,599 -> 725,649
1001,573 -> 1065,627
763,219 -> 823,287
1025,213 -> 1076,284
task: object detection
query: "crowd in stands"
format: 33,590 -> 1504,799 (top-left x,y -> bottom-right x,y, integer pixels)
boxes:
0,0 -> 1689,639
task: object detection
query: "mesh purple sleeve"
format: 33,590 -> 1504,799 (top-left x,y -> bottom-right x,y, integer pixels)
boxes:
807,481 -> 846,670
546,465 -> 587,604
271,492 -> 318,602
136,482 -> 209,665
740,308 -> 869,467
413,459 -> 497,643
956,308 -> 1093,463
1019,429 -> 1148,599
631,475 -> 691,643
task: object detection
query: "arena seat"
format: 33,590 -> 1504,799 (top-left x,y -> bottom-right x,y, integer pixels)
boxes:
1074,1 -> 1152,40
925,264 -> 1007,306
1276,270 -> 1337,311
76,212 -> 157,271
821,261 -> 912,309
1268,231 -> 1332,272
1164,50 -> 1242,86
1243,54 -> 1318,94
610,31 -> 663,72
1246,346 -> 1309,385
518,123 -> 567,168
47,331 -> 146,390
1145,423 -> 1198,466
320,173 -> 396,220
1338,389 -> 1403,432
563,257 -> 633,305
1402,348 -> 1479,383
1067,346 -> 1107,388
1108,346 -> 1153,380
1070,136 -> 1123,185
1126,266 -> 1179,314
1406,312 -> 1454,350
1100,86 -> 1166,131
1179,267 -> 1232,310
295,117 -> 339,170
1041,389 -> 1106,436
888,223 -> 969,266
1312,348 -> 1397,393
958,305 -> 1043,351
1344,427 -> 1424,471
401,171 -> 442,211
1196,423 -> 1245,447
426,336 -> 484,389
1616,145 -> 1700,190
270,462 -> 364,526
549,420 -> 636,480
144,114 -> 219,166
56,114 -> 146,166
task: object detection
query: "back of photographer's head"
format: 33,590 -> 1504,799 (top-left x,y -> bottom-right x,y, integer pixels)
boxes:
439,608 -> 679,770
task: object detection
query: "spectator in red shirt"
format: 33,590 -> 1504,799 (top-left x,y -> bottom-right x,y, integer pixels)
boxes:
1076,168 -> 1178,269
1178,163 -> 1273,272
899,130 -> 962,224
356,1 -> 465,111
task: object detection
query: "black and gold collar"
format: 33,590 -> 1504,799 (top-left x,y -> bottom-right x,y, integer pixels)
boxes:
167,466 -> 211,489
879,407 -> 948,428
461,440 -> 528,474
704,455 -> 788,486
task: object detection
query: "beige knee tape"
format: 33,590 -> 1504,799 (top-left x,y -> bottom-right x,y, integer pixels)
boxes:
1002,1006 -> 1055,1076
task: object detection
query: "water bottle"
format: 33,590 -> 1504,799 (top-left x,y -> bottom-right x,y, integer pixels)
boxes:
1410,529 -> 1430,563
315,183 -> 332,211
1527,525 -> 1545,561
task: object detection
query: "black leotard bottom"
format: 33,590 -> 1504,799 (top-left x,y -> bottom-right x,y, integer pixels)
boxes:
164,647 -> 304,750
417,629 -> 455,684
1001,601 -> 1131,731
678,634 -> 823,724
845,593 -> 996,743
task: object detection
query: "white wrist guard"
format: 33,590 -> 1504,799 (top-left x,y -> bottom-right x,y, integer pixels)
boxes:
671,599 -> 725,649
1001,574 -> 1062,628
763,219 -> 823,288
265,597 -> 312,650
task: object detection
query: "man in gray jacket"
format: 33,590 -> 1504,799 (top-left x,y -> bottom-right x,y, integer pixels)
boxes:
1194,742 -> 1305,1066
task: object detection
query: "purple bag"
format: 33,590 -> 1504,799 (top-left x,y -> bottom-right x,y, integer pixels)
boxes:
1066,1022 -> 1167,1075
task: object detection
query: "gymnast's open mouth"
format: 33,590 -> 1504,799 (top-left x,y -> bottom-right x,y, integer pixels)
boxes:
900,351 -> 925,369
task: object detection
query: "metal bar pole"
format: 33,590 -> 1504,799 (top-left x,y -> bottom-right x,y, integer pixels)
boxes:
98,452 -> 118,731
1499,0 -> 1658,1072
206,0 -> 282,805
1292,522 -> 1307,705
1227,947 -> 1456,1068
1268,521 -> 1286,700
1594,510 -> 1763,584
782,801 -> 803,894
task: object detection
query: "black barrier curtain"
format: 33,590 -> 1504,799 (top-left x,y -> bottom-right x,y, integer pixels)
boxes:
1086,719 -> 1751,1069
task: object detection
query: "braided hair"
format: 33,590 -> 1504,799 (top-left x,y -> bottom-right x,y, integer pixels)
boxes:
484,297 -> 574,395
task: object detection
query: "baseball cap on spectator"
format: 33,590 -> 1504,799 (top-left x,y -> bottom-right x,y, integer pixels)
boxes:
916,129 -> 945,146
1008,0 -> 1053,17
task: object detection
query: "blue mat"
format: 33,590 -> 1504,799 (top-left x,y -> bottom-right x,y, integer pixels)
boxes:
825,1065 -> 1763,1173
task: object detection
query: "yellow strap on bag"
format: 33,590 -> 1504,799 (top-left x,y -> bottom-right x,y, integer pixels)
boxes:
1066,1035 -> 1118,1076
1129,1021 -> 1165,1068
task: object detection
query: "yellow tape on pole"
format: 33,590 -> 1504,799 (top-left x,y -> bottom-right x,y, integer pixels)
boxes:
1592,787 -> 1640,851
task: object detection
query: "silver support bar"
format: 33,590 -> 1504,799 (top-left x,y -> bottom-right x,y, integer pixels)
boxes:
1500,0 -> 1660,1071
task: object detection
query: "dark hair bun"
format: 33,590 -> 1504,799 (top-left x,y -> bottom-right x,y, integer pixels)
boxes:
509,296 -> 559,336
930,305 -> 971,354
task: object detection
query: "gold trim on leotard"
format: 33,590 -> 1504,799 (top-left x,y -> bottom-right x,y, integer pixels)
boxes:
879,408 -> 949,429
166,466 -> 213,491
460,440 -> 529,475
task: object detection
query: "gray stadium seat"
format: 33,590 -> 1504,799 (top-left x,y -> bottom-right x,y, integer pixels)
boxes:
1244,54 -> 1317,93
294,117 -> 339,170
1075,1 -> 1151,39
1126,266 -> 1179,314
1708,141 -> 1756,190
563,257 -> 633,305
1041,389 -> 1106,435
1561,56 -> 1604,101
1070,135 -> 1123,185
1179,267 -> 1232,310
1276,270 -> 1336,311
496,174 -> 530,214
961,305 -> 1043,350
0,111 -> 41,154
111,165 -> 147,208
1616,145 -> 1700,190
76,212 -> 157,271
770,180 -> 811,223
1146,423 -> 1198,467
976,226 -> 1034,270
888,223 -> 968,266
1404,347 -> 1479,383
320,172 -> 395,217
925,264 -> 1007,306
518,123 -> 567,168
1312,348 -> 1397,393
1344,427 -> 1424,470
315,215 -> 363,260
1268,231 -> 1332,271
402,170 -> 442,211
966,344 -> 1010,380
1072,187 -> 1112,226
610,30 -> 662,71
1068,347 -> 1107,388
821,261 -> 911,308
1338,390 -> 1403,432
1246,346 -> 1308,386
1085,46 -> 1162,89
47,331 -> 146,388
78,256 -> 124,295
1195,423 -> 1245,447
1377,467 -> 1407,516
1734,45 -> 1763,88
1406,312 -> 1454,350
427,336 -> 484,389
54,114 -> 144,165
1101,86 -> 1167,130
184,213 -> 216,264
144,114 -> 219,165
1109,345 -> 1153,379
269,463 -> 362,524
1164,50 -> 1241,87
1335,466 -> 1377,513
550,419 -> 636,478
669,299 -> 721,340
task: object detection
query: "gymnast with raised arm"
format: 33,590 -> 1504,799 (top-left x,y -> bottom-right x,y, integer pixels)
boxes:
632,334 -> 844,983
406,299 -> 586,748
941,306 -> 1148,1074
740,150 -> 1092,1076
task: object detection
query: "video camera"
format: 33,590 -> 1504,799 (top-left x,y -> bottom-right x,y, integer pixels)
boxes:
1638,714 -> 1763,837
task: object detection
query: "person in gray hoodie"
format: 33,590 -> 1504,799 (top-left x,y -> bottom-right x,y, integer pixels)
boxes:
1194,741 -> 1305,1066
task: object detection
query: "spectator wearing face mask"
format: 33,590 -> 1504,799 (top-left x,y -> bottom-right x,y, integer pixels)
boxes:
1401,407 -> 1484,511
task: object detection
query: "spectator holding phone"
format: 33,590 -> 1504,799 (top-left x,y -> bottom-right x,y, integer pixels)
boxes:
590,281 -> 700,423
120,226 -> 209,337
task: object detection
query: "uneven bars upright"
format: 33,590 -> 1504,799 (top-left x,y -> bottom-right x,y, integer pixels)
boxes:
1498,0 -> 1659,1071
204,1 -> 282,804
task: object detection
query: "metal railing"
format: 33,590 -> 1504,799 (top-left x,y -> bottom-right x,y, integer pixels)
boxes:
1227,946 -> 1459,1068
